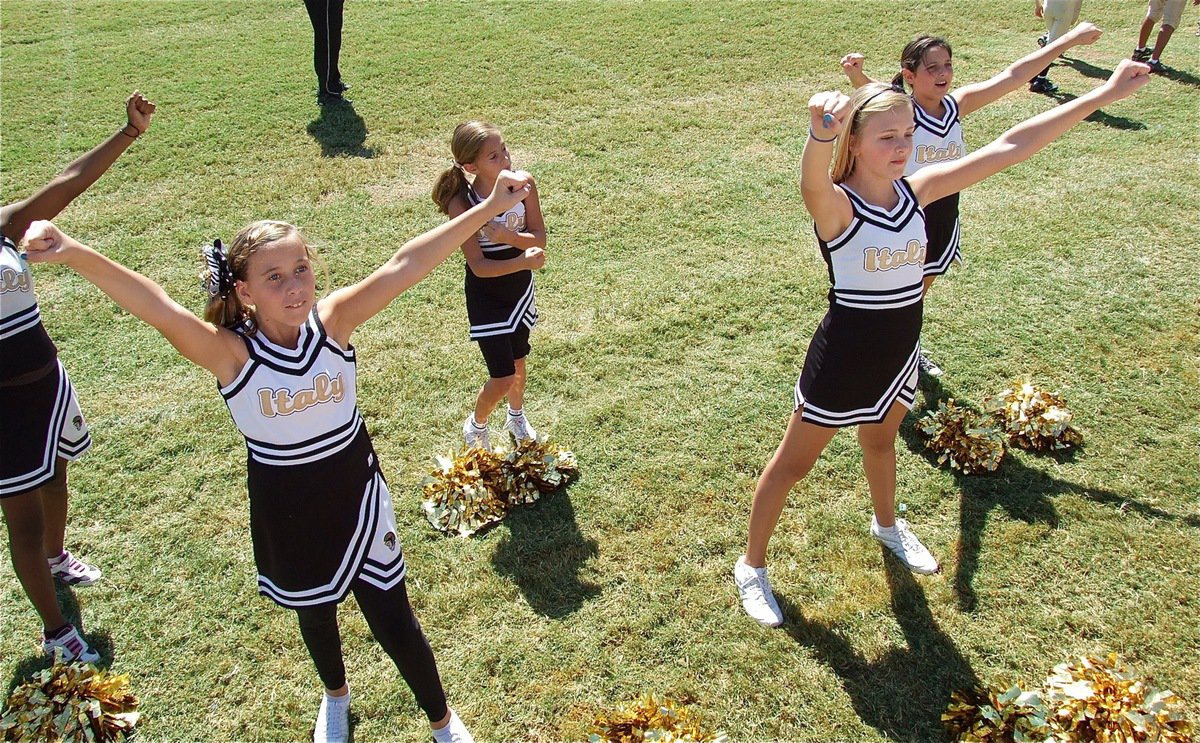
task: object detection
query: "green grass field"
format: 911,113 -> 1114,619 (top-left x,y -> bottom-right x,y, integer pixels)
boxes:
2,1 -> 1199,740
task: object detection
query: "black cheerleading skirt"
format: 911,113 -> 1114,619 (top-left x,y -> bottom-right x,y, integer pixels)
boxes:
923,192 -> 962,278
246,426 -> 406,609
0,360 -> 91,498
465,268 -> 537,339
794,301 -> 923,428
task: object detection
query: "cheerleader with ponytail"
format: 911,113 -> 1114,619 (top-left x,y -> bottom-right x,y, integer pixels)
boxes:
21,169 -> 533,740
432,121 -> 546,451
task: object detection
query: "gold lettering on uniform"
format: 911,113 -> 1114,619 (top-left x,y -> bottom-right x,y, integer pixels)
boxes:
257,372 -> 346,418
0,266 -> 31,294
915,141 -> 963,165
863,239 -> 926,272
504,212 -> 525,231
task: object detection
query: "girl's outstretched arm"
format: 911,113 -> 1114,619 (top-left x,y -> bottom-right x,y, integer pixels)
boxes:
1,92 -> 156,243
21,221 -> 246,384
911,60 -> 1151,206
801,92 -> 855,242
954,23 -> 1103,116
320,169 -> 533,344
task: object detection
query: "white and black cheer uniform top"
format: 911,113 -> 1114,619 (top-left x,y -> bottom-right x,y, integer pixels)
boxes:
464,186 -> 538,339
1,235 -> 91,497
1,234 -> 57,380
219,308 -> 405,608
906,94 -> 966,277
794,179 -> 926,427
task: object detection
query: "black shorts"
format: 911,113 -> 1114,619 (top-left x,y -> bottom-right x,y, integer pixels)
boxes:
476,324 -> 531,378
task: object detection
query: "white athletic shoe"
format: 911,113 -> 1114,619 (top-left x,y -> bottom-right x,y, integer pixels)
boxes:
48,550 -> 102,586
733,556 -> 784,627
432,709 -> 474,743
42,624 -> 100,664
871,517 -> 940,574
504,412 -> 537,442
462,415 -> 491,451
313,690 -> 350,743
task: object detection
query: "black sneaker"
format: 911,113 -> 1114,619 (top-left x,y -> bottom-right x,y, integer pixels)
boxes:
1147,59 -> 1166,74
335,81 -> 351,93
317,91 -> 350,106
1132,47 -> 1152,61
917,352 -> 944,378
1029,77 -> 1058,94
1037,33 -> 1048,48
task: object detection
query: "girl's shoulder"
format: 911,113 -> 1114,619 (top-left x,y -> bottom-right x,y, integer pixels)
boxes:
446,192 -> 471,217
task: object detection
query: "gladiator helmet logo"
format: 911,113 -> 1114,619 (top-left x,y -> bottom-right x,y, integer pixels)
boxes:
383,532 -> 397,551
72,415 -> 83,431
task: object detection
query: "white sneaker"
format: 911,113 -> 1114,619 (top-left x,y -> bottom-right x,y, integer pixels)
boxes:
313,690 -> 350,743
733,556 -> 784,627
48,550 -> 102,586
432,709 -> 474,743
42,624 -> 100,664
462,415 -> 491,451
871,517 -> 940,574
503,411 -> 537,442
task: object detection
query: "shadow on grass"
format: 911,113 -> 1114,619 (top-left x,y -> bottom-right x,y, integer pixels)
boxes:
903,377 -> 1199,613
306,99 -> 376,158
1065,54 -> 1200,88
1060,56 -> 1112,82
6,585 -> 113,696
491,490 -> 601,618
778,559 -> 978,742
1044,90 -> 1146,130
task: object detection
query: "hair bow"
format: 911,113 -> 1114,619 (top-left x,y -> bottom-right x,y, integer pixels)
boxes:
203,239 -> 235,299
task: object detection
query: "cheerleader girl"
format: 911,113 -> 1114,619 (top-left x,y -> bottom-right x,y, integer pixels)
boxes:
734,61 -> 1149,627
19,169 -> 530,740
432,122 -> 546,450
2,91 -> 155,664
840,22 -> 1102,376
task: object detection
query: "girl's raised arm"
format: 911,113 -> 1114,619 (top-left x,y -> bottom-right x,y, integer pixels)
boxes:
954,23 -> 1103,116
801,92 -> 855,241
21,221 -> 246,383
840,53 -> 875,89
911,60 -> 1150,206
320,169 -> 532,343
1,92 -> 156,243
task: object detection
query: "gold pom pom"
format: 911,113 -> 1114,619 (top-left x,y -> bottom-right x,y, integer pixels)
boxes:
0,660 -> 140,742
589,694 -> 727,742
1044,653 -> 1193,742
945,653 -> 1193,742
422,435 -> 579,536
984,382 -> 1083,452
917,399 -> 1006,474
942,685 -> 1051,742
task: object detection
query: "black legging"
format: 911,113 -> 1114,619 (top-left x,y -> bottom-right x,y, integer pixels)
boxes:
295,578 -> 448,722
302,0 -> 344,94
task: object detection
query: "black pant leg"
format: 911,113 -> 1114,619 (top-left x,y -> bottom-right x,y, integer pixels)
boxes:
302,0 -> 344,93
328,0 -> 344,90
295,602 -> 347,691
352,579 -> 449,722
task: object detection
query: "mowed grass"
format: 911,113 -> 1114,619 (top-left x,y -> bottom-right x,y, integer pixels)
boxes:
2,1 -> 1198,740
